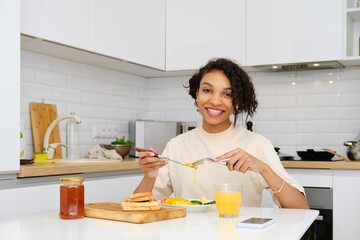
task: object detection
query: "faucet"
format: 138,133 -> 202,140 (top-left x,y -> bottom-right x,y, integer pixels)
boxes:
43,113 -> 81,159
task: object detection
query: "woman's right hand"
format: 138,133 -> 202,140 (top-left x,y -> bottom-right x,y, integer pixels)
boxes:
138,147 -> 168,179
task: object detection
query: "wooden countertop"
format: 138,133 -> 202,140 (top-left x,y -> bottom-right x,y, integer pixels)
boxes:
17,158 -> 140,178
17,158 -> 360,178
281,160 -> 360,170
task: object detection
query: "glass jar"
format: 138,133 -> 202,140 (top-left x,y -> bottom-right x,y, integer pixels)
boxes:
59,177 -> 85,219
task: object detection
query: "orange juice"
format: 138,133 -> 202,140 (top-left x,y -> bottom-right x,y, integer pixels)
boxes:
214,191 -> 243,217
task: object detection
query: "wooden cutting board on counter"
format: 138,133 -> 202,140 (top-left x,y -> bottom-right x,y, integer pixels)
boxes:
29,102 -> 63,159
85,202 -> 186,224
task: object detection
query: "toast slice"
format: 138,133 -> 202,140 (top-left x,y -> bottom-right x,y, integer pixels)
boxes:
121,200 -> 160,211
128,195 -> 154,202
129,192 -> 153,199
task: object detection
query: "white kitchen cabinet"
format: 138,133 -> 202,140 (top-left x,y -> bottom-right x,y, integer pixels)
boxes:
43,0 -> 93,51
85,174 -> 143,203
93,0 -> 165,70
0,0 -> 20,175
20,0 -> 44,38
166,0 -> 246,71
333,170 -> 360,240
246,0 -> 343,66
344,0 -> 360,65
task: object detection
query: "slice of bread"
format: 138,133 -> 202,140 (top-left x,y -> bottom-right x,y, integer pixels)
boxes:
129,192 -> 153,199
121,200 -> 160,211
129,195 -> 154,202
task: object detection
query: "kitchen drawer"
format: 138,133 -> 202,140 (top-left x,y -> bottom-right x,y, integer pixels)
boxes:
286,169 -> 333,188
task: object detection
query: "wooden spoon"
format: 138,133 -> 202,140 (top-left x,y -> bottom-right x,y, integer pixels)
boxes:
322,148 -> 351,162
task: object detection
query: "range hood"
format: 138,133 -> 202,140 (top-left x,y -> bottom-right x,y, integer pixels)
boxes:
252,61 -> 345,72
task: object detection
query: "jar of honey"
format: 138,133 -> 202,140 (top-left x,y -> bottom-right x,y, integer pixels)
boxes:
59,177 -> 84,219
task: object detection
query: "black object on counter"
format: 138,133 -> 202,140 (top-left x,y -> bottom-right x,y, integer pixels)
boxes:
246,121 -> 253,132
20,159 -> 34,164
297,149 -> 334,161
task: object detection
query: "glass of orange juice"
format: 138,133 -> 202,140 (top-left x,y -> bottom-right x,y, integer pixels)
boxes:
214,184 -> 243,218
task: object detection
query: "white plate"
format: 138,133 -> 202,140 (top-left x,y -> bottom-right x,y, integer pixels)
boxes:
161,200 -> 215,213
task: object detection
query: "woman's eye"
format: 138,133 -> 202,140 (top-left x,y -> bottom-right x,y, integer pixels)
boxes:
202,88 -> 211,93
224,92 -> 232,97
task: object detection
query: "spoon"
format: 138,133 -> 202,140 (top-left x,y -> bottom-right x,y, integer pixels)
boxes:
322,148 -> 351,162
191,158 -> 228,166
135,148 -> 197,168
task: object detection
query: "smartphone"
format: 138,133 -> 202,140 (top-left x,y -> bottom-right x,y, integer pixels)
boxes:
236,217 -> 276,229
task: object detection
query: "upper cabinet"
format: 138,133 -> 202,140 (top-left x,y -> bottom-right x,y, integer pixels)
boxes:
165,0 -> 246,71
344,0 -> 360,60
93,0 -> 165,70
20,0 -> 165,70
44,0 -> 93,51
246,0 -> 343,66
21,0 -> 44,38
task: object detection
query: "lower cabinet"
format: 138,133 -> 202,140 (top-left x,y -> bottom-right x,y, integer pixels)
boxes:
287,168 -> 360,240
0,173 -> 143,219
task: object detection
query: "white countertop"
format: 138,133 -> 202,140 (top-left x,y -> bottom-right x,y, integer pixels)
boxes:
0,207 -> 318,240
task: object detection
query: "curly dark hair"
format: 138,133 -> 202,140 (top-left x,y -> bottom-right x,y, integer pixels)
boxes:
185,58 -> 258,125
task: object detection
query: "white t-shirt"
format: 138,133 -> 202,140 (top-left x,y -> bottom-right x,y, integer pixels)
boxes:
153,124 -> 304,207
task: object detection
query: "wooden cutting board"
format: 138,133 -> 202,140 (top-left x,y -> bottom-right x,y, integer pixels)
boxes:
85,202 -> 186,224
29,102 -> 63,159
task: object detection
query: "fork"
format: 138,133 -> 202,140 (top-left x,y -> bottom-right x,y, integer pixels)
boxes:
191,158 -> 228,166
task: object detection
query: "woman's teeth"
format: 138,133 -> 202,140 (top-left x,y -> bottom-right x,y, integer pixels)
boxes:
207,108 -> 223,116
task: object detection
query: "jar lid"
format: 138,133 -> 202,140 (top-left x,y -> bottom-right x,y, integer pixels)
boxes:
59,177 -> 84,183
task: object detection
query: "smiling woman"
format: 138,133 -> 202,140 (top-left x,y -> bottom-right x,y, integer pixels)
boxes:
134,58 -> 309,210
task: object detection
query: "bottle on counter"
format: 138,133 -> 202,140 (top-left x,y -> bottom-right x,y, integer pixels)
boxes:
59,177 -> 85,219
66,113 -> 80,159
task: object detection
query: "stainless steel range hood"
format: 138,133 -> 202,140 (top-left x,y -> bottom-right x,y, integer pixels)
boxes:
252,61 -> 345,72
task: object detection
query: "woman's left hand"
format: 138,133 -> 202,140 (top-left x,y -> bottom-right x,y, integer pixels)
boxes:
214,148 -> 268,174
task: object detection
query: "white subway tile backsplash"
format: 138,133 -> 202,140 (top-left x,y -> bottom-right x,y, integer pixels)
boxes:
148,99 -> 182,111
277,134 -> 318,146
67,103 -> 94,117
21,51 -> 52,69
297,94 -> 340,107
21,66 -> 36,83
68,75 -> 94,91
277,108 -> 317,120
19,51 -> 360,157
254,83 -> 276,96
318,79 -> 360,94
252,108 -> 276,121
340,93 -> 360,106
149,76 -> 189,89
53,58 -> 82,75
276,81 -> 318,95
94,106 -> 118,119
318,134 -> 344,146
340,120 -> 360,133
297,120 -> 340,133
254,121 -> 296,133
258,95 -> 296,108
128,98 -> 148,110
319,107 -> 360,120
94,80 -> 118,95
21,82 -> 52,100
53,87 -> 81,103
107,95 -> 129,108
82,91 -> 107,105
36,69 -> 67,87
118,85 -> 138,97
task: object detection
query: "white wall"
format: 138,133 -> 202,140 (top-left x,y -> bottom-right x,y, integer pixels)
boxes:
20,50 -> 360,159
